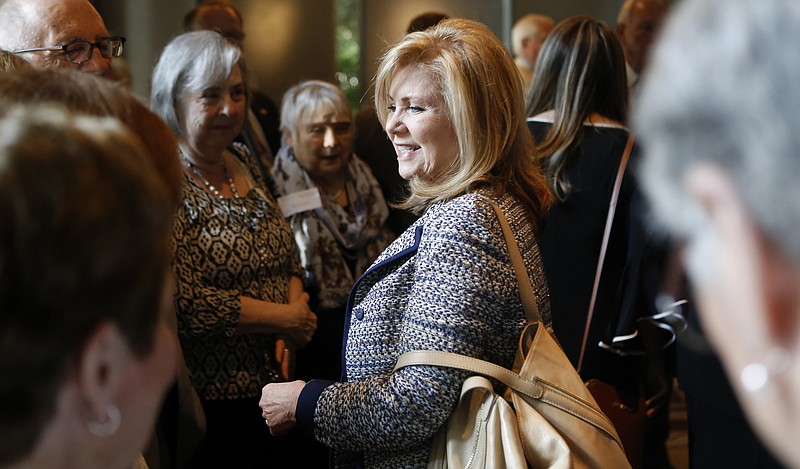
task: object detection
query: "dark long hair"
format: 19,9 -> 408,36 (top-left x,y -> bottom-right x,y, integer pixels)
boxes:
526,16 -> 629,201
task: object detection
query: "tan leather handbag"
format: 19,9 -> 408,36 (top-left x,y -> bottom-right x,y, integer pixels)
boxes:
394,199 -> 631,469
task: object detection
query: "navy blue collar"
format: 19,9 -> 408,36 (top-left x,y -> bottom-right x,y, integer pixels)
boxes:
339,224 -> 424,382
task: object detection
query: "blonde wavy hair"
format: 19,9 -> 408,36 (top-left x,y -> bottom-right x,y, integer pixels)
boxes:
373,18 -> 551,226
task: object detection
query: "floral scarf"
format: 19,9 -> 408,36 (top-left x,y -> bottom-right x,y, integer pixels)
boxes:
271,147 -> 394,310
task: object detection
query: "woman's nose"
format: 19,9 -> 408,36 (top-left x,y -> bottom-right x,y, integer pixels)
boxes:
220,93 -> 239,116
385,112 -> 404,136
323,125 -> 336,148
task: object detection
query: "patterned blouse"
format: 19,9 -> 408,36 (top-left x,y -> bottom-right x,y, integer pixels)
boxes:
295,191 -> 552,468
172,146 -> 304,400
271,147 -> 394,311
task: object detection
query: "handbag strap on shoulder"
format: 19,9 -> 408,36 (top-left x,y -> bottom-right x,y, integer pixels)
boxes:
577,132 -> 635,373
394,347 -> 540,398
486,198 -> 541,324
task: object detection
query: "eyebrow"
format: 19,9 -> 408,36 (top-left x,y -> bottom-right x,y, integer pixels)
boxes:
52,34 -> 110,44
307,121 -> 352,127
388,95 -> 417,103
389,95 -> 437,108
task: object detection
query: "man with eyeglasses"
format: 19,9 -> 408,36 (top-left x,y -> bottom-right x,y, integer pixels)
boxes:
0,0 -> 123,77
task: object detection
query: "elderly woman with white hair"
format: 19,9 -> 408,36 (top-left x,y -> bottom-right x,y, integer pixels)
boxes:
271,80 -> 394,384
150,30 -> 317,468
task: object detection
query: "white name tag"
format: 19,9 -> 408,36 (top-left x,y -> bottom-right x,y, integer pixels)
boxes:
277,188 -> 323,217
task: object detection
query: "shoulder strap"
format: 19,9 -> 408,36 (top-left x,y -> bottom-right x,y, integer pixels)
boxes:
395,348 -> 540,398
487,199 -> 541,323
576,131 -> 635,373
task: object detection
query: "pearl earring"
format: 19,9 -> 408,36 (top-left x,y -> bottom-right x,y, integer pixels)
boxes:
87,404 -> 121,437
741,348 -> 790,393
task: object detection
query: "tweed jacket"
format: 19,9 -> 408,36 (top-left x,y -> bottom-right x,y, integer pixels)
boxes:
296,191 -> 552,469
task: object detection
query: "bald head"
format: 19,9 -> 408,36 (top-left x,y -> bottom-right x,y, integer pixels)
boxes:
616,0 -> 669,73
184,2 -> 245,49
0,0 -> 112,76
512,14 -> 554,65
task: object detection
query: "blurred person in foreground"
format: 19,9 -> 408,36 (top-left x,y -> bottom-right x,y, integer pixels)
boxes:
0,104 -> 177,469
0,67 -> 197,469
0,68 -> 182,205
635,0 -> 800,467
261,18 -> 552,468
150,30 -> 316,468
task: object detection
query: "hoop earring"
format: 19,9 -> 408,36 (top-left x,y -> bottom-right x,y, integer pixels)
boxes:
87,404 -> 121,438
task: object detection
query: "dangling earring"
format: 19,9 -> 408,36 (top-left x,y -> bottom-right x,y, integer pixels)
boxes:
87,404 -> 121,437
741,348 -> 790,393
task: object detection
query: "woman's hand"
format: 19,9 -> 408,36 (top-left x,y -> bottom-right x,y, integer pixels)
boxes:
237,293 -> 316,344
275,336 -> 295,380
260,380 -> 306,436
280,293 -> 317,346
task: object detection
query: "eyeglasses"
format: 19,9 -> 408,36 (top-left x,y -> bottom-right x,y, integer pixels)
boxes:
14,37 -> 126,65
306,122 -> 352,138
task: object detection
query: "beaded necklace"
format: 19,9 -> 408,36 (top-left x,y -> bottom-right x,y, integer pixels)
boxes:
181,147 -> 275,275
181,150 -> 246,220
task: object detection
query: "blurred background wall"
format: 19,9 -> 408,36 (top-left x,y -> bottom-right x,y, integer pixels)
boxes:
94,0 -> 627,106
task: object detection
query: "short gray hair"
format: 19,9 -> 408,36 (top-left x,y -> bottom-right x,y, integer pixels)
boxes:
150,30 -> 247,136
279,80 -> 351,146
635,0 -> 800,266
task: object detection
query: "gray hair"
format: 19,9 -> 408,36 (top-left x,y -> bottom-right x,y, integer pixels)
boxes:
635,0 -> 800,266
150,30 -> 247,136
279,80 -> 351,146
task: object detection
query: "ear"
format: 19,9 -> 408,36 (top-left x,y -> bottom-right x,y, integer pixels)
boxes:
77,322 -> 128,420
616,23 -> 625,39
283,129 -> 294,150
685,163 -> 800,348
758,224 -> 800,348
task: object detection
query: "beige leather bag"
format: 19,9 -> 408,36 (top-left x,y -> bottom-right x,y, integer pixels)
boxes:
394,200 -> 631,469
